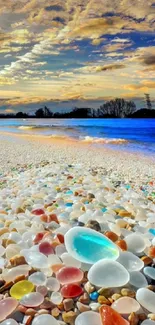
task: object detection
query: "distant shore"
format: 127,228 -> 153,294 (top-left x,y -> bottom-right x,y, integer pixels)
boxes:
0,132 -> 154,186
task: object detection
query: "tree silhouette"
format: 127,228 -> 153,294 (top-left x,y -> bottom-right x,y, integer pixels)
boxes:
99,98 -> 136,118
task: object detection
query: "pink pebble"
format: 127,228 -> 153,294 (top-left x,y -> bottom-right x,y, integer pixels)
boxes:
36,286 -> 48,297
0,298 -> 18,322
56,266 -> 84,285
39,242 -> 54,255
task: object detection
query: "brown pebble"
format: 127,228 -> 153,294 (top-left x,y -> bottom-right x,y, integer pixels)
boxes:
14,275 -> 26,283
121,288 -> 135,298
40,298 -> 55,309
98,295 -> 111,305
10,255 -> 27,267
138,313 -> 147,321
147,285 -> 155,292
62,311 -> 78,325
1,239 -> 8,248
51,307 -> 60,317
78,292 -> 90,304
0,228 -> 9,236
128,312 -> 139,325
119,210 -> 132,217
86,220 -> 101,232
148,246 -> 155,258
116,240 -> 127,251
17,305 -> 27,314
37,309 -> 49,315
111,293 -> 122,301
25,308 -> 36,316
25,315 -> 34,325
0,281 -> 13,293
57,302 -> 64,311
63,299 -> 74,311
104,231 -> 118,242
6,239 -> 16,246
141,256 -> 153,265
97,288 -> 112,297
76,302 -> 90,313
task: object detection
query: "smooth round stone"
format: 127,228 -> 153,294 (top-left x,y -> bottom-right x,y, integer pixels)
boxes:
55,244 -> 66,256
28,272 -> 47,286
0,319 -> 18,325
23,251 -> 48,268
61,284 -> 83,298
75,311 -> 102,325
2,265 -> 30,282
56,266 -> 83,284
32,314 -> 59,325
6,244 -> 21,259
136,288 -> 155,313
88,259 -> 129,287
20,292 -> 44,307
10,280 -> 34,300
99,305 -> 129,325
117,251 -> 144,272
36,285 -> 48,296
144,267 -> 155,280
129,271 -> 148,288
48,254 -> 62,266
112,297 -> 140,314
50,292 -> 63,304
46,277 -> 60,292
0,298 -> 18,322
39,241 -> 54,255
125,234 -> 146,253
61,252 -> 81,268
65,227 -> 119,264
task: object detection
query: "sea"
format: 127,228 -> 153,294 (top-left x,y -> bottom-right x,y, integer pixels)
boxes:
0,118 -> 155,156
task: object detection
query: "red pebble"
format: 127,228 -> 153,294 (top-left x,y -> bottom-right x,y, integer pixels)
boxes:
61,284 -> 83,298
56,267 -> 83,285
55,233 -> 64,244
33,232 -> 44,244
49,214 -> 59,224
32,209 -> 44,215
39,241 -> 55,255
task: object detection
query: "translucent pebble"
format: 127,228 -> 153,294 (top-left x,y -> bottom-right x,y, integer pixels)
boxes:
36,285 -> 48,296
75,311 -> 102,325
112,297 -> 140,314
2,265 -> 30,282
48,254 -> 62,266
39,241 -> 54,255
65,227 -> 119,264
0,244 -> 5,257
56,266 -> 83,285
46,277 -> 60,292
23,251 -> 49,268
50,292 -> 63,305
117,251 -> 144,272
129,271 -> 148,288
0,298 -> 18,322
55,244 -> 66,256
136,288 -> 155,313
10,280 -> 34,300
0,319 -> 18,325
61,252 -> 81,268
144,267 -> 155,280
88,259 -> 129,287
125,234 -> 146,254
9,232 -> 22,243
28,272 -> 47,286
32,314 -> 59,325
6,244 -> 21,259
20,292 -> 44,307
99,305 -> 129,325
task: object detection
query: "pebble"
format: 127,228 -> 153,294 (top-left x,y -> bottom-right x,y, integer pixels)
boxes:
144,267 -> 155,280
112,297 -> 140,314
75,311 -> 102,325
10,280 -> 34,300
136,288 -> 155,313
88,259 -> 129,287
99,305 -> 129,325
117,251 -> 144,272
56,267 -> 83,285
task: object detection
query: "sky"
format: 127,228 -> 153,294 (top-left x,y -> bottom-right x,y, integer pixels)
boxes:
0,0 -> 155,114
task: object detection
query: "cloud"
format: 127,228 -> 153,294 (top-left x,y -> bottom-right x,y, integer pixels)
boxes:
96,64 -> 126,72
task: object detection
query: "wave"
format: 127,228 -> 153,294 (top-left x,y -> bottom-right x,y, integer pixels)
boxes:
18,125 -> 76,131
80,136 -> 128,144
18,126 -> 35,130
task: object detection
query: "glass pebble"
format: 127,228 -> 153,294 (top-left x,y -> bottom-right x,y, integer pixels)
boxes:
10,280 -> 34,300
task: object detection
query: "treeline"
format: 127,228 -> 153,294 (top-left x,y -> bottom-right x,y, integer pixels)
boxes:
0,98 -> 154,118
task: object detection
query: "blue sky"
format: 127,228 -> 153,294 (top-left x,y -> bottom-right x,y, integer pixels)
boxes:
0,0 -> 154,113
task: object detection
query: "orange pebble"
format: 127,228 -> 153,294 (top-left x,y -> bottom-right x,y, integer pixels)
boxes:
116,240 -> 127,251
104,231 -> 118,242
52,264 -> 64,273
148,246 -> 155,258
49,214 -> 59,224
40,214 -> 48,222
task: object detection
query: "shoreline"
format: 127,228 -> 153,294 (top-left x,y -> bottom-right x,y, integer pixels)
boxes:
0,132 -> 154,185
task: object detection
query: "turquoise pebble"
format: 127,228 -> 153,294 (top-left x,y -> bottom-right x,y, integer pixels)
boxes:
102,208 -> 107,212
89,292 -> 99,301
149,228 -> 155,236
65,203 -> 73,207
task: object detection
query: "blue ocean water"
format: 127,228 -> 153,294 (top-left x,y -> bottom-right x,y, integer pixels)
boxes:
0,118 -> 155,156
